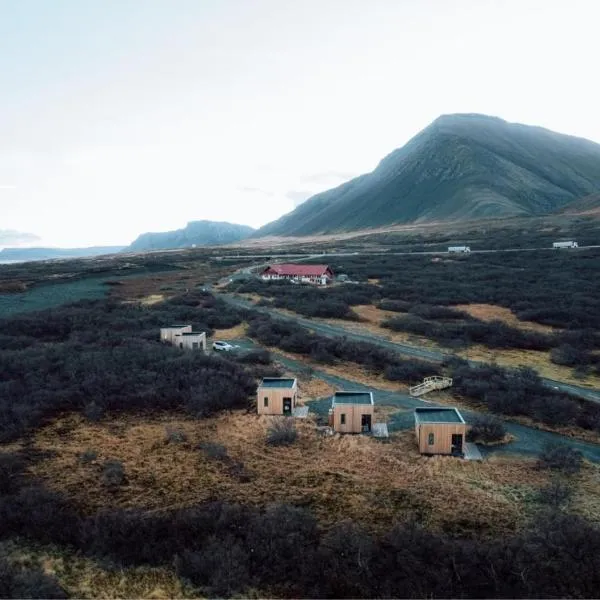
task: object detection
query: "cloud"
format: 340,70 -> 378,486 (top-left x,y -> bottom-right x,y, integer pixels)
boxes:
300,171 -> 356,184
238,186 -> 274,197
285,190 -> 314,207
0,184 -> 17,190
0,229 -> 41,247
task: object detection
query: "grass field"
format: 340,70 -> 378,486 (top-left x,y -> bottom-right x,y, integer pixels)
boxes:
1,539 -> 195,599
23,409 -> 565,538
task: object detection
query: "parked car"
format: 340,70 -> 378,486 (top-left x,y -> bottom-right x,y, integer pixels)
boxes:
212,341 -> 238,352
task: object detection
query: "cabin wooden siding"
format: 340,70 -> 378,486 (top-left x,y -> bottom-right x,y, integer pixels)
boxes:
257,383 -> 298,415
333,403 -> 374,433
160,325 -> 191,343
415,422 -> 468,454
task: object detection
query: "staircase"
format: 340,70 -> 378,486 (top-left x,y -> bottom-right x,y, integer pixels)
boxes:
409,376 -> 453,397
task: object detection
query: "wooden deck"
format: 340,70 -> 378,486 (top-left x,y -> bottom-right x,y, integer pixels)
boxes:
409,376 -> 453,397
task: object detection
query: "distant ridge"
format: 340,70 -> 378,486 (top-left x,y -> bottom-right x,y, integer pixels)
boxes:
254,114 -> 600,237
0,246 -> 124,263
127,220 -> 255,251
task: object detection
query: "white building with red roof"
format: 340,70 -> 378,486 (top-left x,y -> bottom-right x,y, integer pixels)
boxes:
260,263 -> 334,285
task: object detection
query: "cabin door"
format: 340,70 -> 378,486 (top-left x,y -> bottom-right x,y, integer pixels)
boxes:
361,414 -> 372,432
451,434 -> 463,455
283,398 -> 292,415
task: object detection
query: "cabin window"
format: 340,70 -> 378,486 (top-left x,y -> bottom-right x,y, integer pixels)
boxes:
263,397 -> 269,407
340,414 -> 346,425
428,433 -> 435,445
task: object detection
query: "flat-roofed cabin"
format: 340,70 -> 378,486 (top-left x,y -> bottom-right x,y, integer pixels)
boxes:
414,407 -> 467,455
330,391 -> 374,433
174,331 -> 207,351
160,324 -> 192,343
257,377 -> 298,415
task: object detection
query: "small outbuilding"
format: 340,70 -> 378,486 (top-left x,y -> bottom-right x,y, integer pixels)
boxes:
175,331 -> 207,351
160,324 -> 192,343
160,325 -> 206,352
330,391 -> 374,433
257,377 -> 298,415
414,407 -> 467,456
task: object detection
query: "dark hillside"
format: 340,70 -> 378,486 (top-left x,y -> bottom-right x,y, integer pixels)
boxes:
555,193 -> 600,215
255,114 -> 600,236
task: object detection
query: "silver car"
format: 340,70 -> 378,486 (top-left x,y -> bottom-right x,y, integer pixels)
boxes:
212,341 -> 237,352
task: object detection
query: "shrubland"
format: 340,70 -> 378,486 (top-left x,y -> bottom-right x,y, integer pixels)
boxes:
0,292 -> 258,442
236,250 -> 600,372
246,313 -> 600,433
1,284 -> 600,597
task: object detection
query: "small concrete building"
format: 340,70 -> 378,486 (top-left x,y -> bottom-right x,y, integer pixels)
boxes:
160,324 -> 192,343
330,391 -> 374,433
257,377 -> 298,415
174,331 -> 207,351
414,407 -> 467,456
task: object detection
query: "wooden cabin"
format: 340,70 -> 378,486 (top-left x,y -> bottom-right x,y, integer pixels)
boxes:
257,377 -> 298,415
160,324 -> 192,343
330,391 -> 374,433
414,407 -> 467,455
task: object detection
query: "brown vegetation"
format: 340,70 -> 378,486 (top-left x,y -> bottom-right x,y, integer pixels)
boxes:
295,375 -> 336,400
454,303 -> 557,333
262,301 -> 600,389
0,281 -> 28,293
457,345 -> 600,389
2,539 -> 193,599
211,322 -> 249,341
20,410 -> 573,537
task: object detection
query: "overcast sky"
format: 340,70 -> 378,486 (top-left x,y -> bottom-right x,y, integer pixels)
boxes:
1,0 -> 598,247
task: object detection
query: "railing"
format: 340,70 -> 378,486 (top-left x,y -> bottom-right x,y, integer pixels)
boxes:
409,376 -> 453,397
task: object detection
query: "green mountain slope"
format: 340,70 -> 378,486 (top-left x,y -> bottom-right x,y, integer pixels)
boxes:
255,114 -> 600,236
555,193 -> 600,215
127,220 -> 255,251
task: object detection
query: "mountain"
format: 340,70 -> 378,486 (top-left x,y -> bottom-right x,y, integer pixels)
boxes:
0,246 -> 124,263
255,114 -> 600,237
127,220 -> 255,251
555,193 -> 600,216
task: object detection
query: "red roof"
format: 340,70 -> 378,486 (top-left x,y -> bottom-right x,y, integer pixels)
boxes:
262,264 -> 332,277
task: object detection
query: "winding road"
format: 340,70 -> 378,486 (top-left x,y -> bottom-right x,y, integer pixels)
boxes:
218,291 -> 600,404
231,338 -> 600,463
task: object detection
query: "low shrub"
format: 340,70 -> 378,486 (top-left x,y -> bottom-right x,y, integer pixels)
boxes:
0,453 -> 25,494
78,449 -> 98,464
466,415 -> 507,443
0,556 -> 67,599
165,427 -> 188,444
537,479 -> 573,508
102,459 -> 126,487
267,418 -> 297,446
198,442 -> 229,461
537,443 -> 583,475
235,349 -> 272,365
